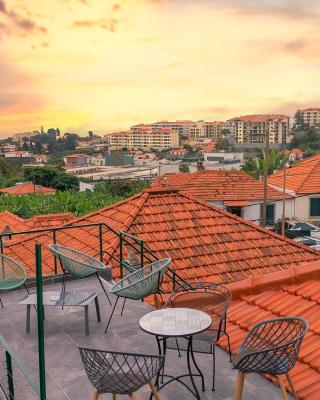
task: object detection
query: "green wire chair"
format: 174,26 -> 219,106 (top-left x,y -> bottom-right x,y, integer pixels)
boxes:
105,258 -> 171,334
49,244 -> 112,306
0,254 -> 27,308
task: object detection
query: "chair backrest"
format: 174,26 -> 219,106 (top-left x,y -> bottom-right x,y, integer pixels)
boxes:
49,244 -> 106,278
0,254 -> 27,291
111,258 -> 171,300
234,317 -> 308,375
166,282 -> 231,338
79,347 -> 163,394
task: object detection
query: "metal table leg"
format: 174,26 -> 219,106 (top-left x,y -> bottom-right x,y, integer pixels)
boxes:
84,305 -> 89,336
95,297 -> 101,322
26,305 -> 31,333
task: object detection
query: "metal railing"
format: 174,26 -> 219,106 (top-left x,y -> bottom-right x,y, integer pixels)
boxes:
0,244 -> 46,400
0,222 -> 192,293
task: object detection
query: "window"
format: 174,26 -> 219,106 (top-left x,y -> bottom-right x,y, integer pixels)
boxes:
310,198 -> 320,217
260,203 -> 275,225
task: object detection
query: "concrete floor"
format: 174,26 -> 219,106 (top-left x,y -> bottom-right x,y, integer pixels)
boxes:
0,277 -> 292,400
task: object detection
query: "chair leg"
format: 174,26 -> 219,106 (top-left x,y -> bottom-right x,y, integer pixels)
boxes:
148,381 -> 161,400
129,394 -> 137,400
96,272 -> 112,306
212,346 -> 216,391
120,297 -> 127,315
112,394 -> 117,400
277,375 -> 289,400
226,332 -> 232,362
286,373 -> 299,400
92,389 -> 99,400
104,296 -> 119,334
234,371 -> 246,400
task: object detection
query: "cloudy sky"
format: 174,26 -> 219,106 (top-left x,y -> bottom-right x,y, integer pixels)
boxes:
0,0 -> 320,136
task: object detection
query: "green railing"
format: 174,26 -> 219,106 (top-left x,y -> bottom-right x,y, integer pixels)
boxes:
0,222 -> 192,293
0,244 -> 46,400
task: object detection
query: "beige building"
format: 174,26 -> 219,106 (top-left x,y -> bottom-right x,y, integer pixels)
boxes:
299,108 -> 320,127
225,114 -> 290,144
108,126 -> 179,150
151,120 -> 224,140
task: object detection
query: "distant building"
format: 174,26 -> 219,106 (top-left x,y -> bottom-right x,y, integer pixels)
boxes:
11,131 -> 39,143
151,120 -> 224,140
63,154 -> 91,167
4,150 -> 31,158
299,108 -> 320,127
225,114 -> 290,145
108,127 -> 179,150
90,155 -> 106,166
0,182 -> 56,196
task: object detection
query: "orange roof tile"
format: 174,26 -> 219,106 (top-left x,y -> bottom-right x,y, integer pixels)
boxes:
0,211 -> 29,233
3,188 -> 319,282
152,170 -> 291,202
0,182 -> 56,195
268,153 -> 320,195
218,262 -> 320,400
224,200 -> 251,206
229,114 -> 289,123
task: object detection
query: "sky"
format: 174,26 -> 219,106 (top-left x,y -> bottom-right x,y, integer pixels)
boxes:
0,0 -> 320,137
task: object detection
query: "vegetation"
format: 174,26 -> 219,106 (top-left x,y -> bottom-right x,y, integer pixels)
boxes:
215,139 -> 229,151
0,179 -> 148,218
24,166 -> 79,191
179,163 -> 190,173
241,149 -> 287,179
289,126 -> 320,154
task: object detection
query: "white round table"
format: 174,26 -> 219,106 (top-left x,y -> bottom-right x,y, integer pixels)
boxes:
139,308 -> 212,399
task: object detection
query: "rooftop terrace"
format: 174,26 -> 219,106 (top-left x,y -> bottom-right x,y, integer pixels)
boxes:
0,277 -> 293,400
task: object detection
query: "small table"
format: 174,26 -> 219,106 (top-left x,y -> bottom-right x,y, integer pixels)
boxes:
19,291 -> 101,336
139,308 -> 212,400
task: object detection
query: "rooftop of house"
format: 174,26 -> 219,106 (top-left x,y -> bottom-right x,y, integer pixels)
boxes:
0,182 -> 56,196
0,276 -> 294,400
152,170 -> 292,203
300,108 -> 320,112
0,211 -> 75,236
268,153 -> 320,195
3,188 -> 319,285
220,260 -> 320,400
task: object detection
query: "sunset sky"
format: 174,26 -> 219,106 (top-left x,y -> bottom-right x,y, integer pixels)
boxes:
1,0 -> 320,137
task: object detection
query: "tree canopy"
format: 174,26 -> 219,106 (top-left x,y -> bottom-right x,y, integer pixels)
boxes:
23,166 -> 79,191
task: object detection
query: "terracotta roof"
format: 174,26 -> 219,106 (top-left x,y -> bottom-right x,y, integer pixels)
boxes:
301,108 -> 320,112
0,182 -> 56,195
218,262 -> 320,400
224,200 -> 251,207
0,211 -> 29,233
228,114 -> 289,123
268,154 -> 320,195
152,170 -> 292,202
0,211 -> 75,237
3,188 -> 319,282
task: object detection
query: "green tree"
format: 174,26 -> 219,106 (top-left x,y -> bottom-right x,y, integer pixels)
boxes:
23,166 -> 79,191
241,149 -> 287,179
179,163 -> 190,173
215,139 -> 229,151
292,110 -> 305,132
183,144 -> 193,153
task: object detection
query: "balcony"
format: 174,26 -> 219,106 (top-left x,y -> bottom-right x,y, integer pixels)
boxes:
0,276 -> 293,400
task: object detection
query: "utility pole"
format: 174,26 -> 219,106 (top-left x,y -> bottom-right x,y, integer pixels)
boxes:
281,163 -> 287,236
261,128 -> 270,228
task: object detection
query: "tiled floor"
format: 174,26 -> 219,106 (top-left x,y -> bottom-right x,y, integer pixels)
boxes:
0,277 -> 293,399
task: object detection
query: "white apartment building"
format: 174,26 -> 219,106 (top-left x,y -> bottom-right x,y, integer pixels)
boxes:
108,127 -> 179,150
225,114 -> 290,144
299,108 -> 320,127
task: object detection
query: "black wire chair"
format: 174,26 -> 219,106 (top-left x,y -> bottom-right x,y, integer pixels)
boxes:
164,282 -> 232,391
232,317 -> 308,400
79,347 -> 164,400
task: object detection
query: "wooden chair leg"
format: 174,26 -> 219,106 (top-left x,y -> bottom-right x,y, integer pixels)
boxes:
112,394 -> 117,400
234,371 -> 246,400
286,373 -> 299,400
277,375 -> 289,400
129,394 -> 138,400
148,381 -> 161,400
92,389 -> 99,400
